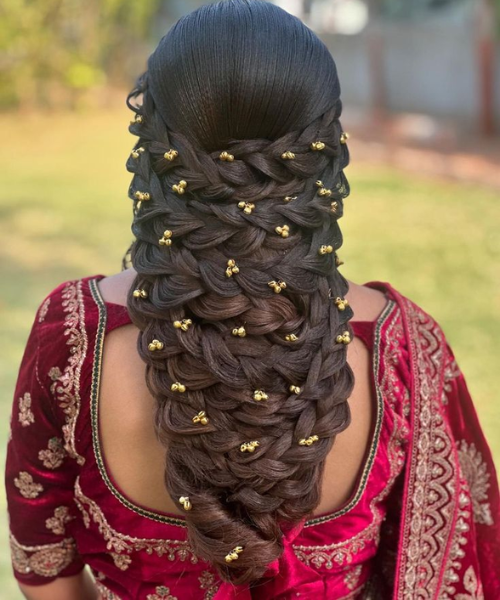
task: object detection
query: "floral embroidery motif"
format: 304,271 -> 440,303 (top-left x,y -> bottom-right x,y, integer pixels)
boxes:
441,354 -> 461,405
10,532 -> 77,577
50,280 -> 87,465
38,297 -> 51,322
95,581 -> 122,600
45,507 -> 74,535
38,437 -> 66,469
199,571 -> 220,599
18,392 -> 35,427
344,564 -> 363,590
14,472 -> 43,499
146,586 -> 178,600
48,366 -> 62,385
455,566 -> 484,600
74,477 -> 198,562
457,440 -> 494,526
111,552 -> 131,571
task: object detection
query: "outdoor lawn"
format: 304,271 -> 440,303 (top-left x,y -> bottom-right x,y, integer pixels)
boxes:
0,109 -> 498,598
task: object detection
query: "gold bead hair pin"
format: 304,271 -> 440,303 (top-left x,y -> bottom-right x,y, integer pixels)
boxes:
179,496 -> 192,511
268,280 -> 287,294
315,180 -> 332,198
164,149 -> 179,161
225,259 -> 239,278
299,435 -> 319,446
232,326 -> 246,337
284,196 -> 297,203
289,385 -> 301,394
334,297 -> 349,311
159,230 -> 173,246
238,201 -> 255,215
172,180 -> 187,195
171,381 -> 187,393
318,245 -> 334,256
340,132 -> 350,144
225,546 -> 244,563
148,339 -> 164,352
330,201 -> 338,214
253,390 -> 268,402
130,114 -> 143,124
131,147 -> 145,159
275,224 -> 290,238
336,255 -> 344,267
240,441 -> 260,453
173,319 -> 192,331
285,334 -> 298,342
310,141 -> 325,151
192,411 -> 209,425
133,288 -> 148,299
220,151 -> 234,162
281,151 -> 295,160
336,331 -> 351,345
134,191 -> 150,201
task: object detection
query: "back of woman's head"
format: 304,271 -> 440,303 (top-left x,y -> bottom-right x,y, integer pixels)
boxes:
125,0 -> 354,586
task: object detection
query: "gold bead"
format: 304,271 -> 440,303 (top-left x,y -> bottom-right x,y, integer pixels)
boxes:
284,196 -> 297,203
225,259 -> 239,277
130,114 -> 143,124
253,390 -> 268,402
172,180 -> 187,194
192,411 -> 209,426
334,297 -> 349,311
336,331 -> 351,345
340,132 -> 350,144
179,496 -> 192,511
318,245 -> 334,256
289,385 -> 301,394
285,333 -> 298,342
330,201 -> 338,214
164,149 -> 179,161
171,382 -> 186,392
238,201 -> 255,215
267,280 -> 287,294
225,546 -> 244,563
275,224 -> 290,238
318,187 -> 332,197
219,151 -> 235,162
281,151 -> 295,160
299,435 -> 319,446
315,180 -> 324,188
159,230 -> 173,246
173,318 -> 192,332
148,339 -> 164,352
131,147 -> 145,159
240,441 -> 260,453
133,288 -> 148,299
336,255 -> 344,267
134,191 -> 151,201
232,326 -> 246,338
310,141 -> 326,151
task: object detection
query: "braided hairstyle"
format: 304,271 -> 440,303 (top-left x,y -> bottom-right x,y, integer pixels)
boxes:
124,0 -> 354,586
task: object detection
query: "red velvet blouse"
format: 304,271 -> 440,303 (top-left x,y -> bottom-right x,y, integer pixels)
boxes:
5,274 -> 413,599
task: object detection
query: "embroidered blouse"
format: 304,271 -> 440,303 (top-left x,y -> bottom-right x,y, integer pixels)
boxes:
6,274 -> 499,600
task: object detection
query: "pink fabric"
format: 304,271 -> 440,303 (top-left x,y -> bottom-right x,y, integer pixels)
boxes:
5,274 -> 500,599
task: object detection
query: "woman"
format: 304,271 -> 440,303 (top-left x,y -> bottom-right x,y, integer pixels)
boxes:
5,1 -> 500,599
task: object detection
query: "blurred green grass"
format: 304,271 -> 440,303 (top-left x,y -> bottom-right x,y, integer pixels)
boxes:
0,109 -> 499,598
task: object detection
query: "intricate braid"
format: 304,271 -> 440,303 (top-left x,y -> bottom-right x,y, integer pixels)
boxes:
124,65 -> 354,584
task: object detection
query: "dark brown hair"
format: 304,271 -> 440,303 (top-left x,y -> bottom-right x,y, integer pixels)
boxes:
124,0 -> 354,586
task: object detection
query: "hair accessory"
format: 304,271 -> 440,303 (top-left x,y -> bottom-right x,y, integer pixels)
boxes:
238,201 -> 255,215
148,339 -> 164,352
318,245 -> 334,255
318,186 -> 332,198
131,147 -> 145,159
171,382 -> 187,393
284,196 -> 297,203
336,331 -> 351,345
130,114 -> 143,125
289,385 -> 301,394
334,297 -> 349,311
310,141 -> 326,151
285,333 -> 298,342
299,435 -> 319,446
336,255 -> 344,267
164,149 -> 179,161
220,151 -> 235,162
225,546 -> 244,563
133,288 -> 148,299
172,180 -> 187,195
240,441 -> 259,453
134,191 -> 150,201
225,259 -> 240,278
159,230 -> 173,246
281,151 -> 295,160
268,280 -> 287,294
232,326 -> 246,338
330,201 -> 338,214
179,496 -> 192,511
173,319 -> 193,331
275,224 -> 290,238
340,132 -> 350,144
253,390 -> 268,402
192,411 -> 209,425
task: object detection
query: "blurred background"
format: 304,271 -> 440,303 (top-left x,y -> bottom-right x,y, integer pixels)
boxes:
0,0 -> 499,597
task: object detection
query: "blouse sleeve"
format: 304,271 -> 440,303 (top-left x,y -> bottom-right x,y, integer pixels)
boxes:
4,288 -> 86,585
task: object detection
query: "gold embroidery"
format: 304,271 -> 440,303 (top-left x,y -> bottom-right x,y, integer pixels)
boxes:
146,586 -> 178,600
74,477 -> 198,562
455,566 -> 484,600
95,581 -> 122,600
344,564 -> 363,590
45,506 -> 74,535
14,472 -> 43,499
199,571 -> 220,599
457,440 -> 494,526
50,280 -> 87,465
38,437 -> 66,469
442,352 -> 461,405
110,552 -> 131,571
18,392 -> 35,427
38,297 -> 51,322
9,532 -> 77,577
